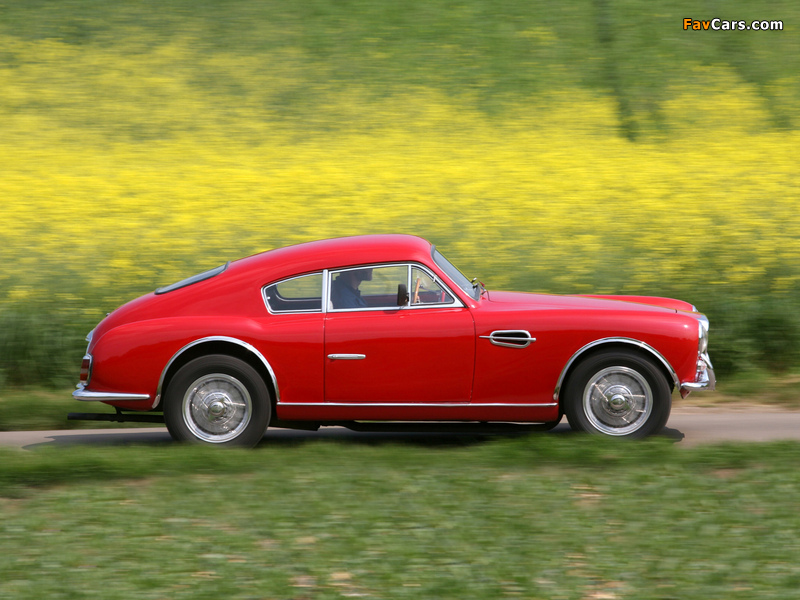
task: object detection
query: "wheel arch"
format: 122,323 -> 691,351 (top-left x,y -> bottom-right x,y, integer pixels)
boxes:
553,338 -> 679,402
155,337 -> 279,410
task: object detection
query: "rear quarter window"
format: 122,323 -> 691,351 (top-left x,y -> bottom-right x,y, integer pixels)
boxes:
264,273 -> 323,313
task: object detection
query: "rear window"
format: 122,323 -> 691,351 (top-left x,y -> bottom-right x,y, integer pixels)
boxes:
155,262 -> 229,295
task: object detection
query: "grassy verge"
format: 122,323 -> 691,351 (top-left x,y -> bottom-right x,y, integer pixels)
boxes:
1,437 -> 799,598
0,388 -> 161,432
683,370 -> 800,408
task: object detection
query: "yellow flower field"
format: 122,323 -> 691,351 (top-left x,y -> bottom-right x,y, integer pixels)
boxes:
0,34 -> 798,377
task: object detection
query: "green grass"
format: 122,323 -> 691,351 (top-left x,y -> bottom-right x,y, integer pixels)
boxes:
0,388 -> 162,432
1,438 -> 799,598
712,370 -> 800,406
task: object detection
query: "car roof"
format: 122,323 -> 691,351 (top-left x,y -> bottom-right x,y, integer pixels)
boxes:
231,234 -> 436,281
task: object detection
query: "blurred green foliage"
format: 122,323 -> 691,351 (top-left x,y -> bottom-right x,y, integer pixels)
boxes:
1,0 -> 797,132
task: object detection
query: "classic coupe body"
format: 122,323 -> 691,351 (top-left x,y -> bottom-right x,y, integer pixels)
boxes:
73,235 -> 715,445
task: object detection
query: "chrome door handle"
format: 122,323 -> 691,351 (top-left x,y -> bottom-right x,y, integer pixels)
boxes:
327,354 -> 366,360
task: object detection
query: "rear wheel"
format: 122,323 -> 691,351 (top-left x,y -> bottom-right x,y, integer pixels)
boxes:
564,350 -> 671,438
164,354 -> 271,447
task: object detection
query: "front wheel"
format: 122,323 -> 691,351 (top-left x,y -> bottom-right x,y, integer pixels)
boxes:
164,354 -> 271,447
563,350 -> 671,438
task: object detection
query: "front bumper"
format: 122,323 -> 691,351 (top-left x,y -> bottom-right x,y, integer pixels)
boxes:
680,352 -> 716,398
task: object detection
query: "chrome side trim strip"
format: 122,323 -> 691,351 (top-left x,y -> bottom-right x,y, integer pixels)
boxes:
327,354 -> 366,360
553,337 -> 680,401
276,401 -> 558,407
479,330 -> 536,349
73,387 -> 151,402
155,336 -> 280,409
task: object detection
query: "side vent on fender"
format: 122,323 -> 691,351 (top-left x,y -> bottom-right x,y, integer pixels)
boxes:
479,330 -> 536,349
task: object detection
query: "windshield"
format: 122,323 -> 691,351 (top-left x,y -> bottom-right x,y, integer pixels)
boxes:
432,248 -> 481,301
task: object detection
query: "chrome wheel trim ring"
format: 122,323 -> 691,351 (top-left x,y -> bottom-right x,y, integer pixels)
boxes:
582,366 -> 653,436
182,373 -> 253,443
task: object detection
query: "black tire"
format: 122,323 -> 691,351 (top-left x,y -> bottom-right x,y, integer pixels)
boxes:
563,349 -> 671,439
164,354 -> 271,447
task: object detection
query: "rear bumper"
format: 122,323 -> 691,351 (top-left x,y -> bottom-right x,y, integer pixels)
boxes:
73,384 -> 151,403
680,353 -> 716,397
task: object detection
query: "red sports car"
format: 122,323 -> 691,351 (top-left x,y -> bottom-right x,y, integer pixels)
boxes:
72,235 -> 715,446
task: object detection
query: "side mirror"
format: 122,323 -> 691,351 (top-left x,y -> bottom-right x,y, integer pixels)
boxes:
397,284 -> 409,306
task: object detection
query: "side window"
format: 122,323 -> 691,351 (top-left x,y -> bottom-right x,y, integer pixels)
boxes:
330,265 -> 407,310
411,267 -> 454,305
264,273 -> 323,313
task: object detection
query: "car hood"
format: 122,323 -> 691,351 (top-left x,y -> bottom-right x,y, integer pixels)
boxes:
485,291 -> 694,313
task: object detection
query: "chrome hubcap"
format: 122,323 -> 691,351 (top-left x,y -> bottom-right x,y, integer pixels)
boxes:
607,389 -> 632,411
207,396 -> 228,417
183,374 -> 252,443
583,366 -> 652,436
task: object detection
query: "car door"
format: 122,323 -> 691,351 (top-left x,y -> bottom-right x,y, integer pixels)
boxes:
324,264 -> 475,403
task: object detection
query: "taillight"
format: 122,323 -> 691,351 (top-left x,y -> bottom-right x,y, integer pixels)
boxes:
80,354 -> 92,385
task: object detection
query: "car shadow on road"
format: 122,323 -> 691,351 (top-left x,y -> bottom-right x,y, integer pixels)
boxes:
658,426 -> 686,443
19,422 -> 685,450
22,430 -> 174,450
256,422 -> 686,449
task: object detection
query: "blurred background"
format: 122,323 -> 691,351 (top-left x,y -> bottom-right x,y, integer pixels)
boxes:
1,0 -> 798,394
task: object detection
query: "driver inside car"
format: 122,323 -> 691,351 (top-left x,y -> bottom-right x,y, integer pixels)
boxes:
330,268 -> 373,309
